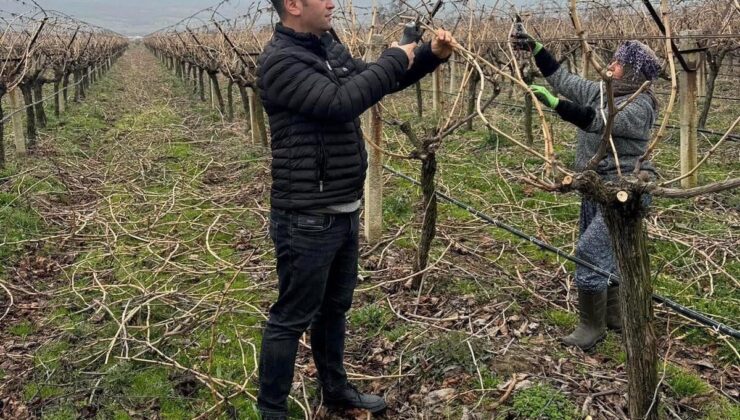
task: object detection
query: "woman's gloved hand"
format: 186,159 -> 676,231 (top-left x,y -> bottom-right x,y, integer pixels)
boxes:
511,27 -> 543,54
530,84 -> 559,108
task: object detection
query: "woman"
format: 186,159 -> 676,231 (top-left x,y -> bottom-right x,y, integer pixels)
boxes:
513,30 -> 662,350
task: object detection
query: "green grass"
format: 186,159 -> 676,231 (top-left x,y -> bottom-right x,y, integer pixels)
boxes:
383,323 -> 415,343
9,321 -> 35,338
664,364 -> 711,399
508,383 -> 579,420
23,383 -> 65,401
702,397 -> 740,420
350,302 -> 393,337
40,405 -> 77,420
424,331 -> 482,375
594,332 -> 626,365
543,308 -> 579,329
0,190 -> 42,261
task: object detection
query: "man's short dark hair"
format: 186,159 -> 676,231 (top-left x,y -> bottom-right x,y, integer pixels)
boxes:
271,0 -> 285,18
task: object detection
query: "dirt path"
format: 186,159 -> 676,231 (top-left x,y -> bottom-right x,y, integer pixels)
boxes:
1,46 -> 274,419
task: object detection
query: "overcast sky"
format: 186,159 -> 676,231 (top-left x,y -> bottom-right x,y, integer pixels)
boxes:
21,0 -> 533,37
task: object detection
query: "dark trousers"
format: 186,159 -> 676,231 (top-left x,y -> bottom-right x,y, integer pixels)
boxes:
257,208 -> 360,416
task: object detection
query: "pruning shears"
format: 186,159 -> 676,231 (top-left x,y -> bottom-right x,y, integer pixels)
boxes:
513,14 -> 526,38
399,0 -> 444,45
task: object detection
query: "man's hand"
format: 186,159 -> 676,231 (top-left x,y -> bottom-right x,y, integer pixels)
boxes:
391,42 -> 416,69
511,28 -> 543,54
431,29 -> 454,59
530,84 -> 559,108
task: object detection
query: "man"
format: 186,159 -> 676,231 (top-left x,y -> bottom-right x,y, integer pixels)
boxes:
256,0 -> 455,417
512,31 -> 660,350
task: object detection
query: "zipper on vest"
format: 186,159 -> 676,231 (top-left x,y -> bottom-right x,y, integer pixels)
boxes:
317,129 -> 327,192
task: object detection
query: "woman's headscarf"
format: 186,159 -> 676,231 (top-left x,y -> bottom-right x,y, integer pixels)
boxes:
611,40 -> 662,107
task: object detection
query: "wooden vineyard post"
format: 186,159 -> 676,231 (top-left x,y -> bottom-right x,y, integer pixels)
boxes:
247,87 -> 268,147
247,87 -> 257,145
678,30 -> 701,188
432,67 -> 441,112
238,84 -> 252,134
57,80 -> 65,115
198,68 -> 206,102
363,35 -> 384,245
62,73 -> 69,110
448,54 -> 457,97
210,76 -> 217,109
580,47 -> 590,78
254,91 -> 268,148
8,88 -> 27,156
0,94 -> 4,168
227,81 -> 234,122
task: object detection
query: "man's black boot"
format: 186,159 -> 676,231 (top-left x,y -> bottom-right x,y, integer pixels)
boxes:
322,383 -> 387,414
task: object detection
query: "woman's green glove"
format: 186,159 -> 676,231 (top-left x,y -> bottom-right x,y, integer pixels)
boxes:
530,84 -> 559,108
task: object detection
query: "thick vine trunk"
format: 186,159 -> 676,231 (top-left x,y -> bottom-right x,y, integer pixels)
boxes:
238,84 -> 252,134
227,81 -> 234,122
191,66 -> 198,93
62,73 -> 70,107
33,82 -> 47,128
0,93 -> 5,169
73,71 -> 80,102
602,197 -> 658,420
74,70 -> 80,102
208,72 -> 225,115
412,152 -> 437,288
198,68 -> 206,101
82,67 -> 89,92
20,84 -> 37,149
466,73 -> 479,131
698,50 -> 725,129
415,81 -> 423,118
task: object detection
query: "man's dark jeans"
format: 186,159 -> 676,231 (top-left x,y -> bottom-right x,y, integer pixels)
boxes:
257,208 -> 360,416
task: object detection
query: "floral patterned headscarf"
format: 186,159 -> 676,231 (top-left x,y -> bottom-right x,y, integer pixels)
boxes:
613,40 -> 661,81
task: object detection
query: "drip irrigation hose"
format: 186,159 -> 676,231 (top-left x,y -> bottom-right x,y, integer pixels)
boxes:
383,164 -> 740,339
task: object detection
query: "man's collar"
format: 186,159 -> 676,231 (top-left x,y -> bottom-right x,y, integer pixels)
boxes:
275,23 -> 333,51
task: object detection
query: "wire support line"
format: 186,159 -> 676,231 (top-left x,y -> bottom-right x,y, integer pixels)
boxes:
412,88 -> 740,141
382,164 -> 740,340
0,61 -> 109,125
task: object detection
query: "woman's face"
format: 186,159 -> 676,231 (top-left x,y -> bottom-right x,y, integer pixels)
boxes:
607,61 -> 624,80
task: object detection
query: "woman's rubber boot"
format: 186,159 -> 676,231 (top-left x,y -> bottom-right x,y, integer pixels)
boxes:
606,285 -> 622,332
561,290 -> 607,351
